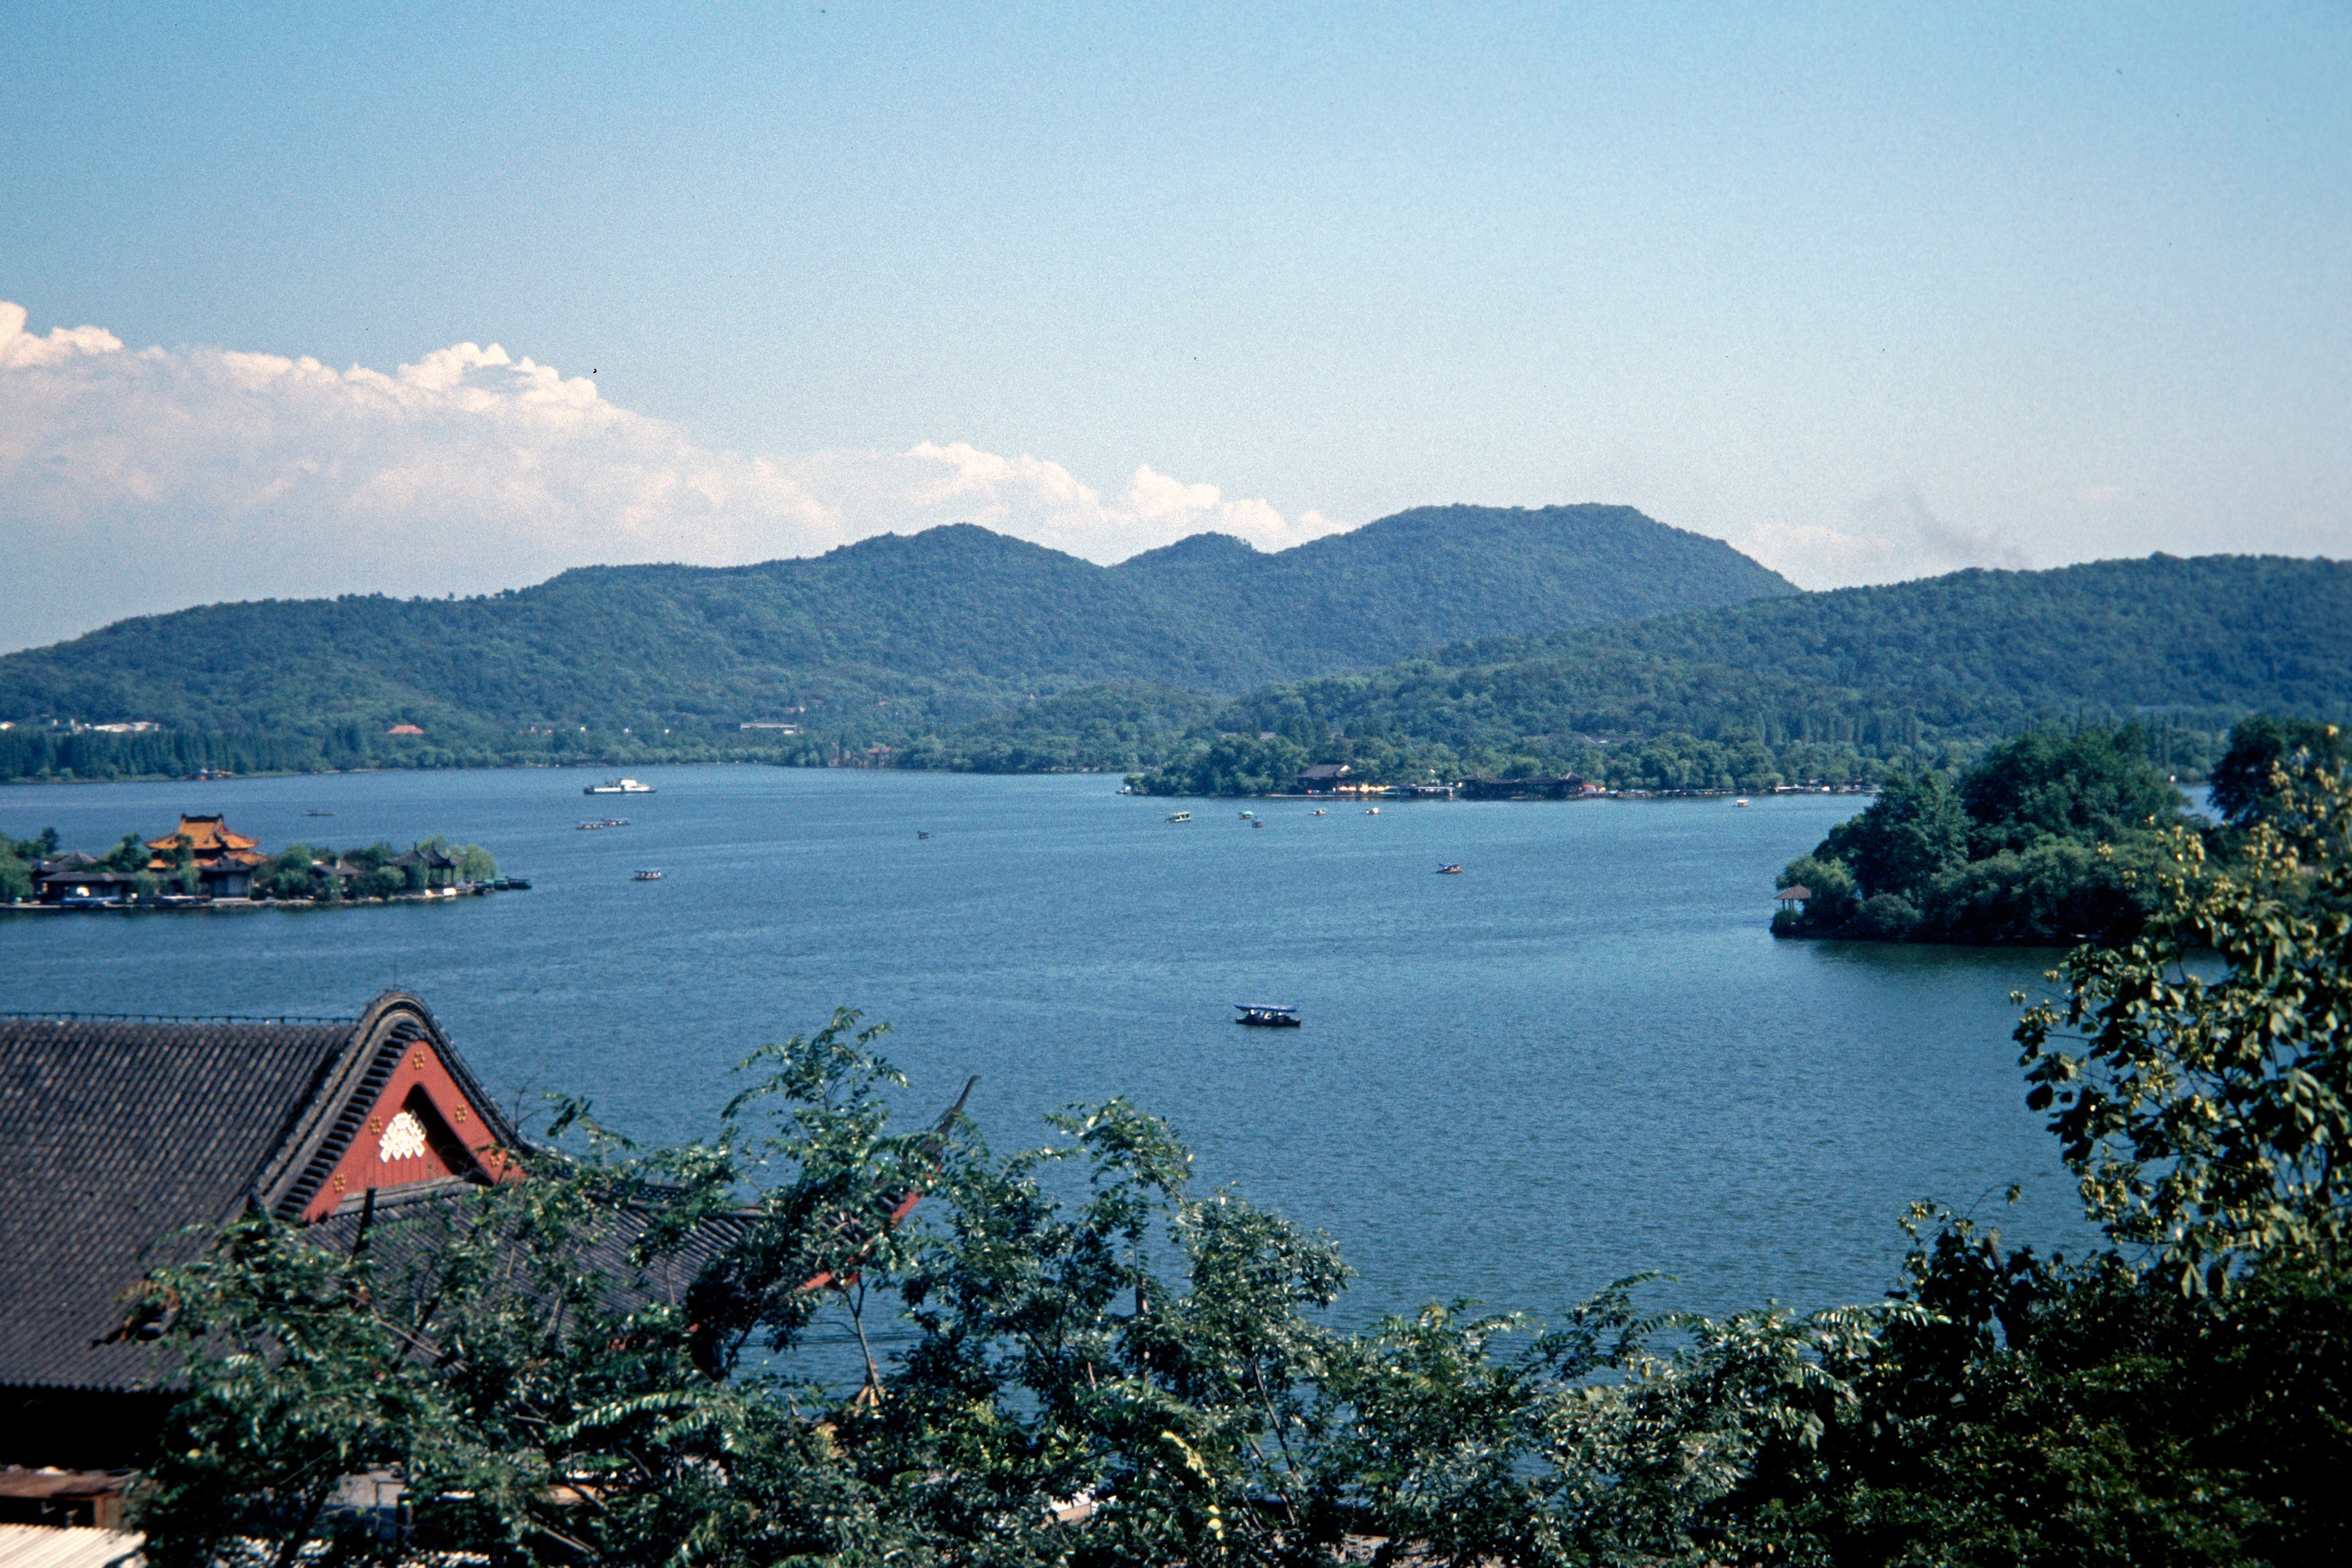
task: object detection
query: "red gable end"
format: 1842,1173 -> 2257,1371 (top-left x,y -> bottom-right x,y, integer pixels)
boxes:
306,1032 -> 516,1218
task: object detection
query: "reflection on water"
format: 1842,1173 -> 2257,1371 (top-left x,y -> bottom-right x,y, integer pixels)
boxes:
2,766 -> 2098,1326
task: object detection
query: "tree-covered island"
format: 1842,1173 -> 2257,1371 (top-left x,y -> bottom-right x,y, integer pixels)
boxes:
1,812 -> 500,908
1774,715 -> 2347,945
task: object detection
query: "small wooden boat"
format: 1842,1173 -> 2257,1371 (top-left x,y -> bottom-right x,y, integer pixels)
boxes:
1312,809 -> 1327,816
1234,1004 -> 1301,1028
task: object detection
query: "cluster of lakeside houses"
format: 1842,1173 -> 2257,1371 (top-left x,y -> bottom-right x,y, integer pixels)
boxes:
10,814 -> 512,910
1289,763 -> 1870,800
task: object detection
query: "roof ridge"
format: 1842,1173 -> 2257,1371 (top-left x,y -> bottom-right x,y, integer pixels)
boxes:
0,1012 -> 358,1025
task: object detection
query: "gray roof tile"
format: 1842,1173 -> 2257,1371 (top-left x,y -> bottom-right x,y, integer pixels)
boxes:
0,995 -> 516,1394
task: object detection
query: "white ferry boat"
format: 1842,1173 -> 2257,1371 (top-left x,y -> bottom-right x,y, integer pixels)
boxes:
584,777 -> 656,795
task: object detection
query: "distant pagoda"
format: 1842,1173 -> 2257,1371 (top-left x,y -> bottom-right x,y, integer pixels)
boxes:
146,812 -> 265,897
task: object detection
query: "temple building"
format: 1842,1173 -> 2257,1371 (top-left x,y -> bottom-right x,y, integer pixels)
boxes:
144,813 -> 266,897
0,994 -> 524,1471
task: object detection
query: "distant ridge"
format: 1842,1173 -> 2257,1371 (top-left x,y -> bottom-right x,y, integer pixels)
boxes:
1179,552 -> 2352,783
0,504 -> 1793,744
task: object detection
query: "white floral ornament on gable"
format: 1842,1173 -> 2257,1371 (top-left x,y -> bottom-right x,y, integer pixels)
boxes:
379,1109 -> 428,1163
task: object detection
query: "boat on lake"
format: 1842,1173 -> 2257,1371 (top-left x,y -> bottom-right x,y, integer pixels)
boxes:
576,818 -> 629,830
1363,807 -> 1380,815
1166,812 -> 1191,823
633,869 -> 664,881
1436,862 -> 1463,874
585,777 -> 656,795
1234,1003 -> 1301,1028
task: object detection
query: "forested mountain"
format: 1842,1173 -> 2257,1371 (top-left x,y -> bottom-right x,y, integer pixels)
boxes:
1132,554 -> 2352,793
0,505 -> 1788,746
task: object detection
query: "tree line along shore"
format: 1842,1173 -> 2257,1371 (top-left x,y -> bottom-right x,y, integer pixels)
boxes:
3,542 -> 2343,793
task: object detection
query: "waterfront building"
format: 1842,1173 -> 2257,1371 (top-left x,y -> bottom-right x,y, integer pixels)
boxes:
144,813 -> 266,897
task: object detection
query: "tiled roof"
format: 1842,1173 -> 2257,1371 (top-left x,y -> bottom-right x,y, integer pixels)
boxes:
0,1522 -> 143,1568
309,1181 -> 752,1328
142,816 -> 259,855
0,995 -> 518,1395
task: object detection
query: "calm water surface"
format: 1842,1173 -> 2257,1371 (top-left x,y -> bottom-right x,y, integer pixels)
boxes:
2,766 -> 2097,1326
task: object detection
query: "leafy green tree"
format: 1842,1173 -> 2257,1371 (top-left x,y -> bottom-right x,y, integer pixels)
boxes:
2208,714 -> 2349,828
101,830 -> 150,872
256,846 -> 321,898
2018,749 -> 2352,1292
1959,725 -> 2183,856
1922,836 -> 2163,946
1817,770 -> 1969,898
1773,854 -> 1858,934
3,825 -> 60,860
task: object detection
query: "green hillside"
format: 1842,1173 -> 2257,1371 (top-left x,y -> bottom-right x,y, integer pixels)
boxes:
1132,554 -> 2352,793
0,505 -> 1788,773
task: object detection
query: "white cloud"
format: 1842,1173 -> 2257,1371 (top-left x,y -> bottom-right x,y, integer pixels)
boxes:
1729,486 -> 2031,587
0,303 -> 1342,652
0,301 -> 120,368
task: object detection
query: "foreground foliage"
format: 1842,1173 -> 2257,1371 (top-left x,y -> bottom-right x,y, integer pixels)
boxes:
131,752 -> 2352,1565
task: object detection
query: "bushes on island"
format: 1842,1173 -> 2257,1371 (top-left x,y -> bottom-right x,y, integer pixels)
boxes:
1774,725 -> 2190,944
2,824 -> 498,905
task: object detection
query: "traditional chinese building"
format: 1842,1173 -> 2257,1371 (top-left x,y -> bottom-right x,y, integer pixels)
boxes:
144,813 -> 266,897
0,993 -> 524,1468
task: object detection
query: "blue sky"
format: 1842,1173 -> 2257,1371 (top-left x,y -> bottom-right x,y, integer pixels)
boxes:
2,3 -> 2346,648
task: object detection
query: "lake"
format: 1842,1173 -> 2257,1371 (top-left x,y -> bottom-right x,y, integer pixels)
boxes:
2,765 -> 2097,1330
